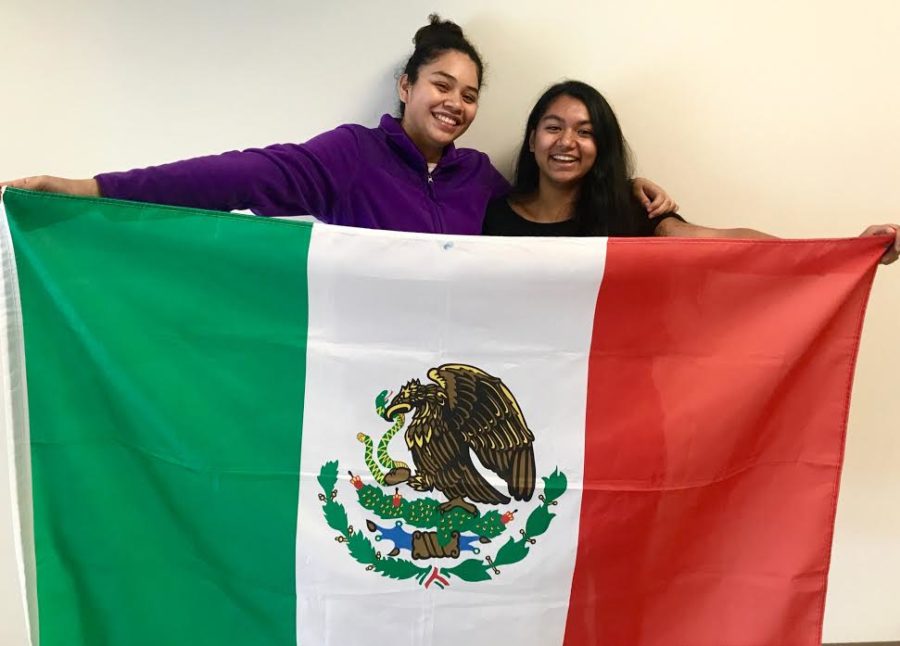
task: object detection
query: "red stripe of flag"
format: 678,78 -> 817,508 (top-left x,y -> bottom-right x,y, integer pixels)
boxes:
564,238 -> 883,646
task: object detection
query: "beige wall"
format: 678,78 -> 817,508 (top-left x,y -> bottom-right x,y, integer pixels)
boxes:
2,1 -> 898,642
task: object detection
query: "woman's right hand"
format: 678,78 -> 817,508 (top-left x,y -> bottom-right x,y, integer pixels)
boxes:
0,176 -> 100,197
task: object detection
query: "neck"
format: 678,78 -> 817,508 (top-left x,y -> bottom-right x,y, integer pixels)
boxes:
518,179 -> 580,223
400,117 -> 443,164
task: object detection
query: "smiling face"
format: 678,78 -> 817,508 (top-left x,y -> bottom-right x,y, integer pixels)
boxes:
529,94 -> 598,190
398,49 -> 480,163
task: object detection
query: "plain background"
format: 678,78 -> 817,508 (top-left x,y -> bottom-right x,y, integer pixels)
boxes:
1,1 -> 898,642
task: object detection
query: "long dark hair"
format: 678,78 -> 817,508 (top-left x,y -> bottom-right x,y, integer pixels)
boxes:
512,81 -> 643,236
398,14 -> 484,117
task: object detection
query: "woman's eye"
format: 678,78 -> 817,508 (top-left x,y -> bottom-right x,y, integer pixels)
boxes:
434,83 -> 449,91
463,94 -> 477,104
579,130 -> 594,137
545,125 -> 561,132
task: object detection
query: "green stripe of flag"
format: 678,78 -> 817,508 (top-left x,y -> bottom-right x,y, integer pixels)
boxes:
6,189 -> 311,645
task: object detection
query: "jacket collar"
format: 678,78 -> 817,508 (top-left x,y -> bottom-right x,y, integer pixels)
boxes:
379,114 -> 459,170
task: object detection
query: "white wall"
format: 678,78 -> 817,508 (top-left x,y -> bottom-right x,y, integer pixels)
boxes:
2,1 -> 898,642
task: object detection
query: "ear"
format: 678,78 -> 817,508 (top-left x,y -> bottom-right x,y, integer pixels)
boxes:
528,130 -> 535,153
398,74 -> 410,105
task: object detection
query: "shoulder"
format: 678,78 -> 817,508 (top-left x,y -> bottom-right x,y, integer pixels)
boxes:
251,124 -> 368,163
454,145 -> 491,160
447,145 -> 495,173
303,122 -> 371,150
287,122 -> 394,177
449,147 -> 510,194
452,146 -> 496,172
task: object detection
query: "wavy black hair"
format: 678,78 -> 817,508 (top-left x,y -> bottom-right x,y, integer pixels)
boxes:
398,14 -> 484,116
512,81 -> 645,236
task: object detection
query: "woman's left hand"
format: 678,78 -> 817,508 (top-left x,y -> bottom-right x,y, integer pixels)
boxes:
860,224 -> 899,265
633,177 -> 679,218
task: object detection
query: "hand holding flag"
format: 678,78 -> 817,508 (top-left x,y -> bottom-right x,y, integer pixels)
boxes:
0,175 -> 100,197
859,223 -> 900,264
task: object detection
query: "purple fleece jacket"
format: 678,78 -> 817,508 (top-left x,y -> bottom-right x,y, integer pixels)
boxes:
95,115 -> 510,235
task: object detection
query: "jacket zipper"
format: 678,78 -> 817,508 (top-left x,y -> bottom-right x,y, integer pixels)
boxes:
426,167 -> 442,232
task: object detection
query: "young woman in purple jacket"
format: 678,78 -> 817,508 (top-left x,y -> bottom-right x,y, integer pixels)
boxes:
1,15 -> 676,235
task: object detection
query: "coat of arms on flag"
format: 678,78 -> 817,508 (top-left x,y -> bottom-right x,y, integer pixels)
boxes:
319,364 -> 567,589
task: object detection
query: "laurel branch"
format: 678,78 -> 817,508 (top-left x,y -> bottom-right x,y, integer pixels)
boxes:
317,460 -> 567,586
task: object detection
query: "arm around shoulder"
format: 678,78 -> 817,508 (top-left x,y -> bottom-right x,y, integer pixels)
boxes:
632,177 -> 679,218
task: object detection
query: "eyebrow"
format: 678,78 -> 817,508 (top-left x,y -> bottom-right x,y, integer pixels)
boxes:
540,114 -> 592,127
431,71 -> 479,94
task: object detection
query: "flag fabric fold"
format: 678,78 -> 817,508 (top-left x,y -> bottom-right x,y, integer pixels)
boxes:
0,188 -> 884,645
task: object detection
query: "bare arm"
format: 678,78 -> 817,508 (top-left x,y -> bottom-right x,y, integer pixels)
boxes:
655,217 -> 775,240
0,176 -> 100,196
657,218 -> 898,265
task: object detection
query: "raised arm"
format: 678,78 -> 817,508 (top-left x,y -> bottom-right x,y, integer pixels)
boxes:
2,125 -> 363,219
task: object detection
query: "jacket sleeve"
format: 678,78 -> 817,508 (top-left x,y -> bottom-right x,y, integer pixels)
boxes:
95,126 -> 361,220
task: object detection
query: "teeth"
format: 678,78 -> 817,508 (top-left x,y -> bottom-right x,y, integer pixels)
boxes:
434,113 -> 457,125
551,155 -> 577,162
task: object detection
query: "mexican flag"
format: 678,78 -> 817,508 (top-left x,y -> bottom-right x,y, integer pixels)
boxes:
0,187 -> 885,646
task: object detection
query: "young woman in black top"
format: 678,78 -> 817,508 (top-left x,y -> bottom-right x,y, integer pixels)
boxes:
483,81 -> 899,264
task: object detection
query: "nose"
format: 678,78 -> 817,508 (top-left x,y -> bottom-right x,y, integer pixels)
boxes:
559,128 -> 575,147
443,92 -> 462,112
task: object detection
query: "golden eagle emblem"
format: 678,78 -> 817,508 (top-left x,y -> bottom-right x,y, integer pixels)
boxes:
380,363 -> 537,516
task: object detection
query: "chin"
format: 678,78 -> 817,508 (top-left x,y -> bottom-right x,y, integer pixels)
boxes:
433,124 -> 468,143
544,171 -> 578,182
544,175 -> 585,189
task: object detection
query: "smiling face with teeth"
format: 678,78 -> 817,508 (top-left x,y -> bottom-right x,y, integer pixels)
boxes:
528,95 -> 598,190
398,50 -> 480,163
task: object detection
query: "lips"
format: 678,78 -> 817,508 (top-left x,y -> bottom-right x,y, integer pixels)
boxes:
432,111 -> 462,131
549,153 -> 579,164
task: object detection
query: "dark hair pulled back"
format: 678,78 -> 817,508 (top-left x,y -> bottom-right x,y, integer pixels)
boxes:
399,14 -> 484,116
